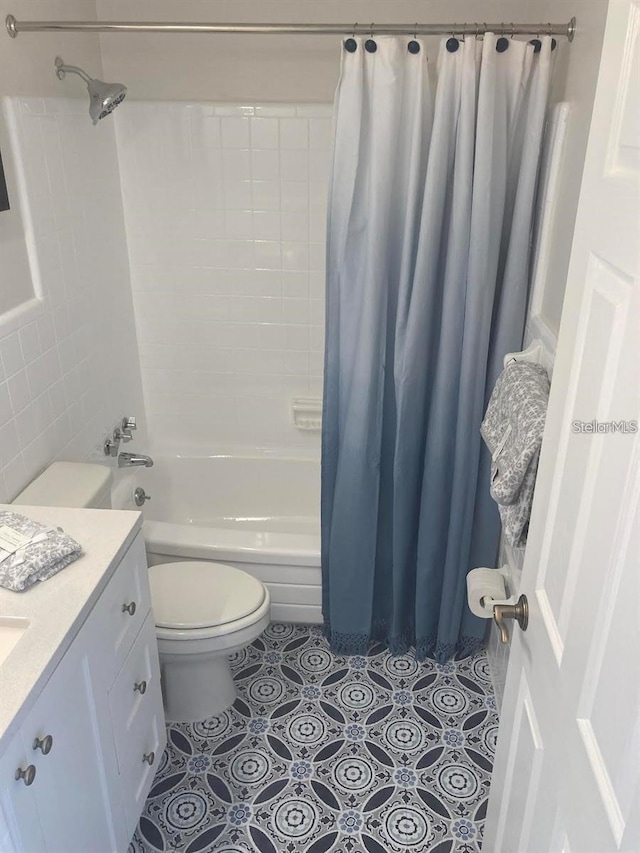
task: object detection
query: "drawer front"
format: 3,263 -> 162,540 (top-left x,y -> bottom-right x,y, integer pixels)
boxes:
109,611 -> 162,770
92,531 -> 151,684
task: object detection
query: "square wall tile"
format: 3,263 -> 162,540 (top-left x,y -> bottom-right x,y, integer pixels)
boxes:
251,150 -> 280,181
251,118 -> 279,149
281,150 -> 309,183
221,117 -> 250,148
252,181 -> 281,211
280,118 -> 309,149
222,149 -> 251,181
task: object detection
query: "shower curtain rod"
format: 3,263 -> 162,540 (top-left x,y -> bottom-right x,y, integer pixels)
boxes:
6,15 -> 576,41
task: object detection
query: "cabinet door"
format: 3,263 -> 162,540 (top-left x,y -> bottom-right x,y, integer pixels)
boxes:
109,612 -> 166,839
21,639 -> 123,853
0,733 -> 45,852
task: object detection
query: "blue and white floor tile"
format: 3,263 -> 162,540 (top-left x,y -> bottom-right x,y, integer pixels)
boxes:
130,624 -> 499,853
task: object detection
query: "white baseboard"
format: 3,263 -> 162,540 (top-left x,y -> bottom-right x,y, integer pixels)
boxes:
271,602 -> 323,624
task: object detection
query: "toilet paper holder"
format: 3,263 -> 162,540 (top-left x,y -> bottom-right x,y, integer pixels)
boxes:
493,594 -> 529,644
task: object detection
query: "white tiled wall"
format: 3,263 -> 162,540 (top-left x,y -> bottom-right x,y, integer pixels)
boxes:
115,102 -> 331,455
0,97 -> 146,502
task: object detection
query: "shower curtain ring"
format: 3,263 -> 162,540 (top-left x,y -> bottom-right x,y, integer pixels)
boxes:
408,23 -> 421,54
344,22 -> 358,52
365,22 -> 377,53
446,24 -> 460,52
511,23 -> 515,38
547,22 -> 552,36
529,26 -> 543,53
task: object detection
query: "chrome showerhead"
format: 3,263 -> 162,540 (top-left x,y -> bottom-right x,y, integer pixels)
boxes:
54,56 -> 126,125
86,78 -> 127,124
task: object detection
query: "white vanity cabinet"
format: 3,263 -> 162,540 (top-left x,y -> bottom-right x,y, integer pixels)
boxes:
0,528 -> 166,853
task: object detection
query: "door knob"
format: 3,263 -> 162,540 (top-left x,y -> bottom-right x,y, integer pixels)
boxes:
134,680 -> 147,695
142,751 -> 155,766
493,594 -> 529,644
122,601 -> 137,616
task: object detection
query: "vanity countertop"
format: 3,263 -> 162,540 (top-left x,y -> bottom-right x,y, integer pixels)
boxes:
0,504 -> 142,748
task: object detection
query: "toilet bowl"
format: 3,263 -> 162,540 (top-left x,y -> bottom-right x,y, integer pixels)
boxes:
12,462 -> 271,723
149,561 -> 270,721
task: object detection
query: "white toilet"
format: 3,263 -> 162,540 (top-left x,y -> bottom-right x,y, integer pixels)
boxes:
150,561 -> 269,720
13,461 -> 271,722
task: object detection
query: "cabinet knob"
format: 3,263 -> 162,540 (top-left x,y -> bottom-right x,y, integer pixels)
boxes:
134,680 -> 147,695
32,734 -> 53,755
122,601 -> 137,616
142,751 -> 155,766
15,765 -> 36,786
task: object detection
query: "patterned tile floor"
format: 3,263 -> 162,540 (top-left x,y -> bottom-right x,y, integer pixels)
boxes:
130,624 -> 499,853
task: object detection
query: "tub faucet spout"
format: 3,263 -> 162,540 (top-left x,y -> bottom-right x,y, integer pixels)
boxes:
118,452 -> 154,468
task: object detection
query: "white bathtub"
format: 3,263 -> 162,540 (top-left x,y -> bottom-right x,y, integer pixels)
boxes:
113,455 -> 322,624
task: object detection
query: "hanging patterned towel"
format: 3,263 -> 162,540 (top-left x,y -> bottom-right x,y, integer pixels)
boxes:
480,361 -> 550,547
0,511 -> 83,592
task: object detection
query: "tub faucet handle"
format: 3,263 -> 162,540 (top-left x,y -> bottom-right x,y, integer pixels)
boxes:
104,426 -> 122,457
122,416 -> 137,441
134,487 -> 150,506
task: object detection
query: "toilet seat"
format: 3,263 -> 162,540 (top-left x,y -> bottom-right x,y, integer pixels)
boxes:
149,561 -> 269,646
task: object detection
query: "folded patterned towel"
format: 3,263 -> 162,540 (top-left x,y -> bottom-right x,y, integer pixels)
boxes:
481,361 -> 550,548
0,511 -> 83,592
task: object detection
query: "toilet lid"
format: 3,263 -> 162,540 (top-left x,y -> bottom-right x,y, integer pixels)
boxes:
149,561 -> 266,630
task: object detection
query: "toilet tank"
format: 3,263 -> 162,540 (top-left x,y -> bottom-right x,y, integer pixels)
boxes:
12,462 -> 113,509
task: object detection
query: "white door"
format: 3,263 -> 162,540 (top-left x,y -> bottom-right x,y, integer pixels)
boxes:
484,2 -> 640,851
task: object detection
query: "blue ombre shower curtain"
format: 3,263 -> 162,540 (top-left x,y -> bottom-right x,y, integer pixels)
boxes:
322,34 -> 553,661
